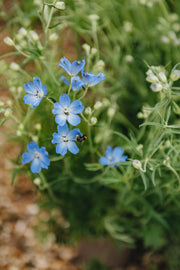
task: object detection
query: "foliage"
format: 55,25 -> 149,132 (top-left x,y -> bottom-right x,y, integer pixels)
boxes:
1,0 -> 180,268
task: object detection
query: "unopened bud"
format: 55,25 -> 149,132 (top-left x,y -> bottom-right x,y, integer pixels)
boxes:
17,86 -> 23,94
29,30 -> 39,41
91,117 -> 97,125
4,37 -> 14,46
170,69 -> 180,82
163,157 -> 170,166
19,123 -> 24,130
10,62 -> 20,71
54,1 -> 65,10
89,14 -> 99,22
150,83 -> 162,92
91,47 -> 97,55
18,27 -> 27,37
34,123 -> 41,130
94,101 -> 102,110
16,130 -> 22,136
82,43 -> 90,54
34,177 -> 41,186
158,71 -> 167,83
6,100 -> 12,107
146,73 -> 159,83
4,108 -> 12,118
85,107 -> 92,115
32,135 -> 38,143
107,107 -> 115,118
0,101 -> 4,107
49,33 -> 58,41
133,160 -> 142,170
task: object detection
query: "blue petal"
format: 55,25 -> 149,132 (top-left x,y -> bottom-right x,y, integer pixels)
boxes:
23,94 -> 42,108
71,76 -> 85,91
24,82 -> 36,94
33,77 -> 42,90
59,57 -> 71,75
56,143 -> 67,156
42,85 -> 48,95
55,114 -> 67,126
67,114 -> 81,126
105,146 -> 113,157
70,60 -> 85,76
59,94 -> 71,107
57,123 -> 69,135
31,159 -> 41,173
113,147 -> 124,158
68,128 -> 80,141
52,102 -> 63,114
69,100 -> 84,114
22,152 -> 33,164
120,155 -> 128,162
67,141 -> 79,154
82,72 -> 105,87
61,75 -> 70,85
40,155 -> 50,168
52,132 -> 61,144
27,142 -> 39,152
99,156 -> 108,165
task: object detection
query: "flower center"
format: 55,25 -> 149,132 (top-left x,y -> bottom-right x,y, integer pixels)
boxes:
35,89 -> 43,99
61,135 -> 69,143
108,156 -> 115,163
63,107 -> 69,115
34,151 -> 41,159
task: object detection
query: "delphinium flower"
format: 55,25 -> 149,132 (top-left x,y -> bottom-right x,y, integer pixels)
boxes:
61,75 -> 85,91
99,146 -> 128,167
52,123 -> 80,156
82,71 -> 105,87
22,142 -> 50,173
23,77 -> 47,108
52,94 -> 84,126
59,57 -> 85,76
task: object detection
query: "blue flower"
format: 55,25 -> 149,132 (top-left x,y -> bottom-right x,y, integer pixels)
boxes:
52,94 -> 84,126
82,71 -> 105,87
59,57 -> 85,76
22,142 -> 50,173
99,146 -> 128,167
52,124 -> 80,156
61,75 -> 85,91
23,77 -> 47,108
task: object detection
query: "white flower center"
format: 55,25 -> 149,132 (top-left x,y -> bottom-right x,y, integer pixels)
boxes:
63,107 -> 69,115
35,89 -> 43,99
34,151 -> 41,159
108,156 -> 115,163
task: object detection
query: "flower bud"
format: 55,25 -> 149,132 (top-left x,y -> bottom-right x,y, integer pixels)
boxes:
160,35 -> 169,44
146,73 -> 159,83
107,107 -> 115,118
158,71 -> 167,83
150,83 -> 162,92
91,117 -> 97,125
124,55 -> 134,63
29,30 -> 39,41
89,14 -> 100,22
82,43 -> 90,54
0,101 -> 4,107
4,37 -> 14,46
49,33 -> 58,41
91,48 -> 97,55
17,86 -> 23,94
6,100 -> 12,107
170,69 -> 180,82
94,101 -> 102,110
10,62 -> 20,71
9,86 -> 16,93
34,123 -> 41,130
18,27 -> 27,37
18,123 -> 24,130
54,1 -> 65,10
85,107 -> 92,115
4,108 -> 12,118
32,135 -> 38,143
163,157 -> 170,166
133,160 -> 142,170
34,177 -> 41,186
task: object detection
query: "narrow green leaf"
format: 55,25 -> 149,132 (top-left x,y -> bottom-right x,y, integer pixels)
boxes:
48,22 -> 62,29
140,171 -> 148,190
139,122 -> 164,128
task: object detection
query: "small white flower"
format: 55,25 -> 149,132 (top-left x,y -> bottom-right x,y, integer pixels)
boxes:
132,160 -> 142,170
158,71 -> 167,84
31,135 -> 38,143
29,30 -> 39,41
85,107 -> 92,115
91,47 -> 97,55
94,101 -> 102,110
4,37 -> 14,46
18,27 -> 27,37
10,62 -> 20,71
91,117 -> 97,125
17,86 -> 23,94
107,107 -> 115,118
146,73 -> 159,83
160,35 -> 169,44
33,177 -> 41,186
54,1 -> 65,10
89,14 -> 99,22
150,83 -> 163,92
170,69 -> 180,82
6,100 -> 12,107
34,123 -> 41,130
4,108 -> 12,118
82,43 -> 90,54
49,33 -> 58,41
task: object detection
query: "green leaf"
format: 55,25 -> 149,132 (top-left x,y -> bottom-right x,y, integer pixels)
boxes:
139,122 -> 164,128
140,171 -> 149,190
84,163 -> 103,171
48,22 -> 62,29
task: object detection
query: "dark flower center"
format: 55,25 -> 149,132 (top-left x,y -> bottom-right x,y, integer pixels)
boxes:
63,107 -> 69,115
62,135 -> 69,143
34,151 -> 41,159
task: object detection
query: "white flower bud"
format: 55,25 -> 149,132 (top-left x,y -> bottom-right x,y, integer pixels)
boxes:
132,160 -> 142,170
91,47 -> 97,55
10,62 -> 20,71
9,86 -> 16,93
170,69 -> 180,82
24,18 -> 30,27
107,107 -> 115,118
34,177 -> 41,186
6,100 -> 12,107
158,71 -> 167,83
146,73 -> 159,83
160,35 -> 169,44
49,33 -> 58,41
16,130 -> 22,136
4,37 -> 14,46
17,86 -> 23,94
91,117 -> 97,125
85,107 -> 92,115
123,21 -> 132,32
54,1 -> 65,10
102,98 -> 110,106
0,101 -> 4,107
34,123 -> 41,130
19,123 -> 24,130
94,101 -> 102,110
4,108 -> 12,118
82,43 -> 90,54
18,27 -> 27,37
163,157 -> 170,166
29,30 -> 39,41
32,135 -> 38,143
89,14 -> 99,21
150,83 -> 163,92
168,31 -> 176,40
124,55 -> 134,63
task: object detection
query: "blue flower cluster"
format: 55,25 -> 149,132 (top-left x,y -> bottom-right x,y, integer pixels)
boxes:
22,56 -> 106,173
